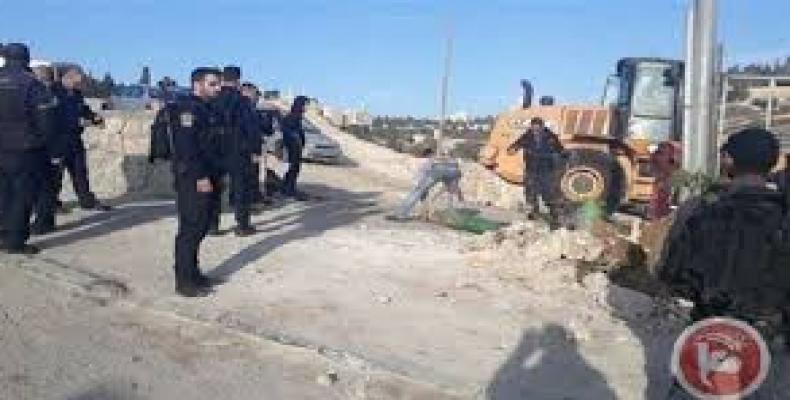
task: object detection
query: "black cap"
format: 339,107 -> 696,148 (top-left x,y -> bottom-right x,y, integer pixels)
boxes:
293,95 -> 309,106
3,43 -> 30,63
721,127 -> 779,174
291,95 -> 309,113
529,117 -> 544,126
222,66 -> 241,81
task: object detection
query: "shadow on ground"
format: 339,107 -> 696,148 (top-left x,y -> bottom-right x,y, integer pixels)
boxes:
207,182 -> 382,279
485,324 -> 617,400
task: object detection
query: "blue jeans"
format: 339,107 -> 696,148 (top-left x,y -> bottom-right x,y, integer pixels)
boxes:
392,162 -> 461,219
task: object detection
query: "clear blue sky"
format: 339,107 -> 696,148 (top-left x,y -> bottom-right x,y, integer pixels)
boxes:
2,0 -> 788,116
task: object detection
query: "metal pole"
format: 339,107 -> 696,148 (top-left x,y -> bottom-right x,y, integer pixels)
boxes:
713,43 -> 725,176
696,0 -> 718,176
717,71 -> 729,176
683,1 -> 698,173
437,25 -> 453,157
767,77 -> 776,130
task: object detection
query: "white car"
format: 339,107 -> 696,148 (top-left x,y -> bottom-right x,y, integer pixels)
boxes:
266,118 -> 343,163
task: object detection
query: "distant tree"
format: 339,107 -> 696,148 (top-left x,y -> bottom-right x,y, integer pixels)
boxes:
80,73 -> 109,98
139,66 -> 151,85
98,73 -> 115,97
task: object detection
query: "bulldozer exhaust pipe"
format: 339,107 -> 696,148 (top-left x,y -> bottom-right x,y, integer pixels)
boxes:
521,79 -> 534,109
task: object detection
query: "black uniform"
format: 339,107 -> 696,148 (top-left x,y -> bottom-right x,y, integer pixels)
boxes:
510,127 -> 564,221
658,181 -> 790,398
280,111 -> 305,197
0,57 -> 58,251
51,82 -> 102,208
31,84 -> 65,234
210,86 -> 260,231
171,94 -> 223,292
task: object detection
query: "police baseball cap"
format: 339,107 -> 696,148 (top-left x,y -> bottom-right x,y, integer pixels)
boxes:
222,66 -> 241,81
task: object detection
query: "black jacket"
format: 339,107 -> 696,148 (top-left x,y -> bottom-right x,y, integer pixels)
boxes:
509,127 -> 563,168
280,112 -> 305,147
170,95 -> 223,180
212,86 -> 261,158
0,64 -> 58,152
658,182 -> 790,322
51,83 -> 99,145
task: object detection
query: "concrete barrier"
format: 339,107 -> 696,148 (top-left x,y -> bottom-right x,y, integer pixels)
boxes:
61,108 -> 174,201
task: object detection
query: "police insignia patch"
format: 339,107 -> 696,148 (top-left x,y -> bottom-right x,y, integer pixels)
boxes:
180,112 -> 195,128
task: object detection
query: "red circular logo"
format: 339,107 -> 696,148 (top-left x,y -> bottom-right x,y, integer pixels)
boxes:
671,317 -> 771,399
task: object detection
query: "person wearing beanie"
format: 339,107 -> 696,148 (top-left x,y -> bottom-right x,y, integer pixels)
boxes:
0,43 -> 59,254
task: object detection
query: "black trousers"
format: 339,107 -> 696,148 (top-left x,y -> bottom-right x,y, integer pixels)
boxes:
32,160 -> 60,229
174,174 -> 218,287
0,150 -> 46,249
211,156 -> 252,230
282,141 -> 303,196
248,160 -> 264,202
60,143 -> 97,208
524,163 -> 560,219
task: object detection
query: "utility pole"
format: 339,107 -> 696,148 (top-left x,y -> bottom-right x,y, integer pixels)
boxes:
683,2 -> 697,174
436,24 -> 454,157
683,0 -> 719,177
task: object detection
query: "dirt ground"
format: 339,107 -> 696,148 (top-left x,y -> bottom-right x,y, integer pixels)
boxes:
0,117 -> 691,400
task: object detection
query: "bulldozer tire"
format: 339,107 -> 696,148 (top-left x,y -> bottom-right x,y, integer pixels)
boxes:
554,149 -> 626,214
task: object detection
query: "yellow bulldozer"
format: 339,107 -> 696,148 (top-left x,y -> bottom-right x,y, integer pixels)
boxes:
480,57 -> 685,214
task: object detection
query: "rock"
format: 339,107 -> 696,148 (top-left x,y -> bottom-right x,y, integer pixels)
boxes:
375,295 -> 392,305
582,272 -> 658,322
316,371 -> 339,386
639,214 -> 676,275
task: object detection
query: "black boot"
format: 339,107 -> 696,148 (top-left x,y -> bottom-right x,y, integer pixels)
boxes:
234,225 -> 257,237
5,244 -> 41,255
31,222 -> 56,236
175,283 -> 213,297
196,274 -> 226,288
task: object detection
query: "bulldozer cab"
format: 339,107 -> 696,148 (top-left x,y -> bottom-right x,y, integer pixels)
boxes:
604,58 -> 684,145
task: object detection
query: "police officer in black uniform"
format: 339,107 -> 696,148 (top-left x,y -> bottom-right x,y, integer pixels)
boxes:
51,66 -> 110,211
240,82 -> 275,205
507,117 -> 565,229
171,67 -> 224,297
280,95 -> 309,200
30,64 -> 65,235
0,43 -> 58,254
209,66 -> 260,236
